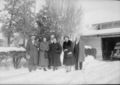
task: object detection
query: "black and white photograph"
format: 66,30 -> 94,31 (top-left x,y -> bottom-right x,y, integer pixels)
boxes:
0,0 -> 120,84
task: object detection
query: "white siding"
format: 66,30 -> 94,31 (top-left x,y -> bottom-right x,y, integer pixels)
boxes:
83,36 -> 102,60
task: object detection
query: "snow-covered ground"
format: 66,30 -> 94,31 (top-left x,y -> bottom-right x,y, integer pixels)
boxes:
0,55 -> 120,84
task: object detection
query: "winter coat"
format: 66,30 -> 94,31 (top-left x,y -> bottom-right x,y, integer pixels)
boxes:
78,38 -> 85,62
39,41 -> 49,67
63,40 -> 75,66
26,39 -> 38,66
49,42 -> 62,67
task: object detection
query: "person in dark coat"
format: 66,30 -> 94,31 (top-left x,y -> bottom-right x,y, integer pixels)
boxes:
35,37 -> 40,66
48,35 -> 55,69
63,36 -> 75,72
73,37 -> 80,70
26,35 -> 38,72
50,38 -> 62,70
39,37 -> 49,71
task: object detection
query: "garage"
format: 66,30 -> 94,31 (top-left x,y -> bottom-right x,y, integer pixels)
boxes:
82,27 -> 120,60
102,36 -> 120,60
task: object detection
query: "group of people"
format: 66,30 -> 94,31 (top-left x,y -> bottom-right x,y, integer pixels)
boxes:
26,34 -> 85,72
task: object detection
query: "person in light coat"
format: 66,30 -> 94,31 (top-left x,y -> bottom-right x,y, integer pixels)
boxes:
39,37 -> 49,71
78,36 -> 85,70
26,35 -> 38,72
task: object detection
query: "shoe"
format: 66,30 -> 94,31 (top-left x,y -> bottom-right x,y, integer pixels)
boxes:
43,68 -> 47,71
66,69 -> 70,72
39,68 -> 41,70
66,70 -> 69,72
48,66 -> 51,69
79,66 -> 82,70
29,69 -> 32,72
53,67 -> 56,71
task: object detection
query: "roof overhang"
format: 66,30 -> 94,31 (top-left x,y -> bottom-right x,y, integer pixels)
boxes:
82,28 -> 120,37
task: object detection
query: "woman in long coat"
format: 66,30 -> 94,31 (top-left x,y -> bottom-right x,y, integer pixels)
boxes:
26,35 -> 38,72
50,38 -> 62,70
63,36 -> 75,72
39,37 -> 49,71
48,39 -> 54,69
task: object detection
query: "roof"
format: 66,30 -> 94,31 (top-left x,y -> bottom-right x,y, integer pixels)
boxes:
81,28 -> 120,36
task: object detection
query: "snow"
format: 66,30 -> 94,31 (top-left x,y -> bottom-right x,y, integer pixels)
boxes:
0,47 -> 26,52
76,1 -> 120,35
84,45 -> 92,49
0,55 -> 120,84
81,27 -> 120,36
79,1 -> 120,24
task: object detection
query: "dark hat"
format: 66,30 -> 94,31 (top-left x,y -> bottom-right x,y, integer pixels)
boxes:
64,36 -> 69,39
29,33 -> 37,37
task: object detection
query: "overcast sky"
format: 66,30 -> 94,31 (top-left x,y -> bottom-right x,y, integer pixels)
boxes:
0,0 -> 120,28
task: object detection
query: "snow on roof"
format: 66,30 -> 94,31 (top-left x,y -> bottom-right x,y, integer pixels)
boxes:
81,28 -> 120,36
0,47 -> 26,52
85,45 -> 92,49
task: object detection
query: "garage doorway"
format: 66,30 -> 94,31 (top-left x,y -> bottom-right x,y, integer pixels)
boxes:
102,37 -> 120,60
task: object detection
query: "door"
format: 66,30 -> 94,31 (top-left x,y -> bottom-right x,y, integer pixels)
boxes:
102,37 -> 120,60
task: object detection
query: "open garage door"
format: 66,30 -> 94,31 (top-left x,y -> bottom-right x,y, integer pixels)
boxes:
102,37 -> 120,60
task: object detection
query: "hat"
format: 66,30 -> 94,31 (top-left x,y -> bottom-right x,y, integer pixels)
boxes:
64,36 -> 69,39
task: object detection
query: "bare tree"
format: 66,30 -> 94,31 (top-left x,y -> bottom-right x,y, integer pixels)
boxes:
46,0 -> 83,38
1,0 -> 17,46
1,0 -> 36,46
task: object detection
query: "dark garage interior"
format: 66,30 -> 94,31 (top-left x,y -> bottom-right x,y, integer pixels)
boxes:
102,37 -> 120,60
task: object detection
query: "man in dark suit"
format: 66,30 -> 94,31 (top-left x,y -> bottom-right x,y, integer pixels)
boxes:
74,36 -> 85,70
48,34 -> 55,69
74,37 -> 80,70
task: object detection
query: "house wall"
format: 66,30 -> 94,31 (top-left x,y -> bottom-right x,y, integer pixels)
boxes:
83,36 -> 103,60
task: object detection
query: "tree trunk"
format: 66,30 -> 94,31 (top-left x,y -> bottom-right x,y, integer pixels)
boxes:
7,36 -> 11,47
23,32 -> 26,47
7,0 -> 16,47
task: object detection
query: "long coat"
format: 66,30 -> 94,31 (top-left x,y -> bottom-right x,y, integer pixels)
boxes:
26,39 -> 38,66
63,40 -> 75,66
73,42 -> 79,64
78,38 -> 85,62
48,42 -> 54,66
49,42 -> 62,67
39,41 -> 49,67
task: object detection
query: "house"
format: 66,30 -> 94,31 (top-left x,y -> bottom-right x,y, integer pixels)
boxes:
79,1 -> 120,60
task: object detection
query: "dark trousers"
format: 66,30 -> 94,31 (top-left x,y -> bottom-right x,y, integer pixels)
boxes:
79,62 -> 83,70
28,64 -> 37,72
48,56 -> 52,68
75,57 -> 79,70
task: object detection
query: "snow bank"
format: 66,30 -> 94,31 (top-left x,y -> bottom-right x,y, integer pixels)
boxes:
83,55 -> 100,69
0,47 -> 26,52
0,60 -> 120,84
